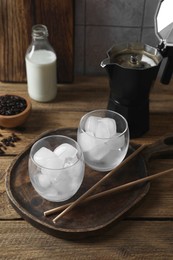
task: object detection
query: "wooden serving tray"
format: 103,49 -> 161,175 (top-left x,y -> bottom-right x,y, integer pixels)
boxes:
5,128 -> 150,239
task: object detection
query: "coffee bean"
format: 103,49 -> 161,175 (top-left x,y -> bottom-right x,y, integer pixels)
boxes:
0,132 -> 21,155
0,95 -> 27,116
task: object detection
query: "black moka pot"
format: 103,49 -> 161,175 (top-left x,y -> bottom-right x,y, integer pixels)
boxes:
101,0 -> 173,138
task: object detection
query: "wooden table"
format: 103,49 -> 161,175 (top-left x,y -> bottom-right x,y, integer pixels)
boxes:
1,76 -> 173,259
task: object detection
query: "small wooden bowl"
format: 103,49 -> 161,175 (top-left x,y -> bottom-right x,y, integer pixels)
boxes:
0,94 -> 32,128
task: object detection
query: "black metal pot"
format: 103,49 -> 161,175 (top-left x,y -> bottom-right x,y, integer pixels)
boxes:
101,0 -> 173,138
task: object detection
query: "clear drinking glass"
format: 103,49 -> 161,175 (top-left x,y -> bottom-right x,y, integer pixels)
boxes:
28,135 -> 85,202
77,109 -> 129,172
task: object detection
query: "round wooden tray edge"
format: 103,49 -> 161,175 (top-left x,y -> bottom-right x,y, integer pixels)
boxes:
5,127 -> 151,239
6,184 -> 150,240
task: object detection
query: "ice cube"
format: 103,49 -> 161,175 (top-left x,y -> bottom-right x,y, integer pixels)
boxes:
54,143 -> 67,157
54,143 -> 78,168
78,131 -> 108,160
43,155 -> 64,169
95,120 -> 110,138
100,118 -> 117,136
53,170 -> 81,199
95,118 -> 116,138
34,147 -> 55,166
84,116 -> 117,138
64,156 -> 77,167
52,169 -> 72,193
34,146 -> 64,174
44,186 -> 58,199
77,132 -> 96,152
38,173 -> 51,188
108,133 -> 125,150
89,139 -> 112,161
84,116 -> 101,133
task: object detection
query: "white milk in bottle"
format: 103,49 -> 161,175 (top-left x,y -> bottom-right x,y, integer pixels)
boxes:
25,24 -> 57,102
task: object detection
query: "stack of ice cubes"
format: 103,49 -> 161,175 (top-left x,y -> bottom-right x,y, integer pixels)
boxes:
31,143 -> 84,201
85,116 -> 117,138
78,116 -> 125,168
34,143 -> 78,170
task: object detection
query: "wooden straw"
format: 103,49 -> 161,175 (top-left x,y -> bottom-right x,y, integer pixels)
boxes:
51,144 -> 147,223
44,166 -> 173,217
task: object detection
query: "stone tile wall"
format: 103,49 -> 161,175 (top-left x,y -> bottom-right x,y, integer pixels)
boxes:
74,0 -> 161,75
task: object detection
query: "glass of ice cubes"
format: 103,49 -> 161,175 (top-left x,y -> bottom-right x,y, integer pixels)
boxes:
77,109 -> 129,172
28,135 -> 85,202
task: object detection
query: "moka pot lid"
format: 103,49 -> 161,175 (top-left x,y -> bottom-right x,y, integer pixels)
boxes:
155,0 -> 173,48
101,42 -> 162,70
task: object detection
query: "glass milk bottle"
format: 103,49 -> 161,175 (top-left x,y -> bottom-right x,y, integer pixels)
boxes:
25,24 -> 57,102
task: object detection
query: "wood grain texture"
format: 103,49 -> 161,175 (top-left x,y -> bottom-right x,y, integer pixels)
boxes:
1,220 -> 173,259
0,0 -> 74,83
1,76 -> 173,257
5,128 -> 150,239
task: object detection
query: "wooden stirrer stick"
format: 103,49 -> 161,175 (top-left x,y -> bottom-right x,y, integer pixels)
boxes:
44,166 -> 173,217
52,144 -> 147,223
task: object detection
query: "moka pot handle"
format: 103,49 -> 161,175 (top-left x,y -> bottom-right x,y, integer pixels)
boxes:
161,55 -> 173,84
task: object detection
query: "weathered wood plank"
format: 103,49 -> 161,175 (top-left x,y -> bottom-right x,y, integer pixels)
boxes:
0,78 -> 173,222
1,77 -> 173,112
0,220 -> 173,259
1,76 -> 173,257
0,0 -> 74,83
0,113 -> 173,156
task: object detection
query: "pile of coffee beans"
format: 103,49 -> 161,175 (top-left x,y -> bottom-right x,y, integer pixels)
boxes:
0,132 -> 21,155
0,95 -> 27,116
